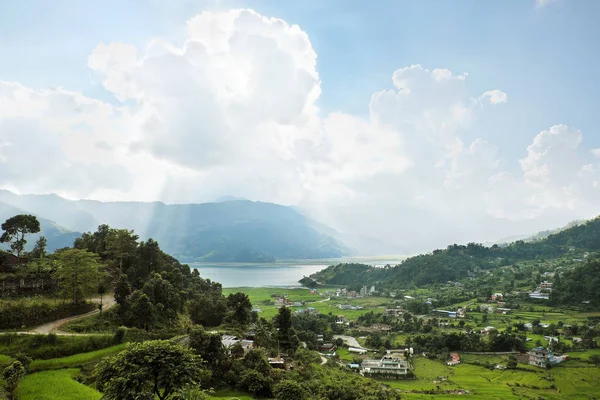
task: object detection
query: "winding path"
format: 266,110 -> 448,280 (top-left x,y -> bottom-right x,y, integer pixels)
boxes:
1,295 -> 116,336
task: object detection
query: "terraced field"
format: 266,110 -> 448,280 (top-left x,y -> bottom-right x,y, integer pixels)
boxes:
384,356 -> 600,399
16,369 -> 102,400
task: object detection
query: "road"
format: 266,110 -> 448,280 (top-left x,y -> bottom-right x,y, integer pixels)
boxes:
315,297 -> 330,303
334,335 -> 367,350
1,294 -> 116,336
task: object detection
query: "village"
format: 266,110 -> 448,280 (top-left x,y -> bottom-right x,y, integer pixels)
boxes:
228,265 -> 593,384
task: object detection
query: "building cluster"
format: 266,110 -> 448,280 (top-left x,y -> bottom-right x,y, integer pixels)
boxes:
432,307 -> 466,318
221,335 -> 254,353
529,281 -> 553,300
330,286 -> 375,298
360,354 -> 409,378
338,304 -> 364,310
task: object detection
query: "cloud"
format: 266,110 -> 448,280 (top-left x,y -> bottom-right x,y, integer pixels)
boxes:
591,148 -> 600,158
536,0 -> 560,8
481,90 -> 508,104
1,8 -> 598,253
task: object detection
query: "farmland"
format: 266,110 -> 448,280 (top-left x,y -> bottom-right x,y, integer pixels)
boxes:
16,369 -> 102,400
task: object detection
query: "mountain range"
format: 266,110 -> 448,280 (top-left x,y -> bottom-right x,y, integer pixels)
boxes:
0,190 -> 348,262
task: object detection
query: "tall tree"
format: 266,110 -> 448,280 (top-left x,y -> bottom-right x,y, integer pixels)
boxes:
0,214 -> 40,258
128,290 -> 155,330
105,229 -> 139,276
275,307 -> 299,354
74,224 -> 111,257
55,249 -> 101,304
226,292 -> 252,327
30,236 -> 47,259
94,340 -> 208,400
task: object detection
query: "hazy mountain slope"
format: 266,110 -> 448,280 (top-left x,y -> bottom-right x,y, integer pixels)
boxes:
0,190 -> 99,232
0,201 -> 81,252
0,192 -> 347,262
74,200 -> 347,262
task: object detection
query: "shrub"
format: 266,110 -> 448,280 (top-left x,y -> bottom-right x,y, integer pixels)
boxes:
113,326 -> 127,344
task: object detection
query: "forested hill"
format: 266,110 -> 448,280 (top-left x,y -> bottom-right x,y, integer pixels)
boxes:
0,191 -> 347,262
307,216 -> 600,289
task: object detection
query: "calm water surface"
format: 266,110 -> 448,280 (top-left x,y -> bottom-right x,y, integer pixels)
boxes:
191,258 -> 406,288
191,264 -> 329,288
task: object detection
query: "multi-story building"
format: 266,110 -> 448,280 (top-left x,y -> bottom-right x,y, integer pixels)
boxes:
528,347 -> 569,368
361,355 -> 408,377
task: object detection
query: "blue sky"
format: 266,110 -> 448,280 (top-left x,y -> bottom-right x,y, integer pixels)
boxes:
1,0 -> 598,161
1,0 -> 599,251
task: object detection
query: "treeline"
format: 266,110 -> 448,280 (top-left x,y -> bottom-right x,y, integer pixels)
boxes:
309,216 -> 600,289
407,331 -> 526,353
74,224 -> 253,331
551,259 -> 600,307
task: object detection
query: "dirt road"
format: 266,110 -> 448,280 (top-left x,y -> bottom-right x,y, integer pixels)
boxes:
1,294 -> 116,336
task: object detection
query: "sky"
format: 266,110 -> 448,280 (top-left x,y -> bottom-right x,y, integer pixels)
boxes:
1,0 -> 599,253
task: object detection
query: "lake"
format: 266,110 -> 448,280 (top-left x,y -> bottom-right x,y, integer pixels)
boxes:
191,257 -> 407,288
191,264 -> 329,288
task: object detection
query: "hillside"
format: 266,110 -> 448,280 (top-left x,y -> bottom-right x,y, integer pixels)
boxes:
0,201 -> 80,252
308,216 -> 600,289
0,192 -> 347,262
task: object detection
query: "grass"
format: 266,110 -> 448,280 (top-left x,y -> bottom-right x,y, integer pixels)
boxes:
224,287 -> 396,320
0,354 -> 12,366
16,368 -> 102,400
29,343 -> 127,371
382,356 -> 600,399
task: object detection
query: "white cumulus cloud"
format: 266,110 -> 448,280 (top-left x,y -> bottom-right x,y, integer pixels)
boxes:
0,8 -> 598,253
481,90 -> 508,104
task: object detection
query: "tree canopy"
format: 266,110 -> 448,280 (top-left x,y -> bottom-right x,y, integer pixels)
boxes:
0,214 -> 40,257
94,340 -> 208,400
55,249 -> 102,304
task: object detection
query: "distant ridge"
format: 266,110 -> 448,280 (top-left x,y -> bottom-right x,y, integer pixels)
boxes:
0,191 -> 348,262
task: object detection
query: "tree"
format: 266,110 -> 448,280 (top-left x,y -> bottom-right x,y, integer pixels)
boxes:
142,273 -> 181,320
507,354 -> 518,369
30,236 -> 47,260
95,340 -> 208,400
55,249 -> 102,304
2,361 -> 25,400
239,369 -> 273,398
128,290 -> 155,330
105,229 -> 139,276
275,307 -> 299,353
188,326 -> 228,383
226,292 -> 252,327
0,214 -> 40,257
590,354 -> 600,367
98,282 -> 107,315
114,274 -> 132,308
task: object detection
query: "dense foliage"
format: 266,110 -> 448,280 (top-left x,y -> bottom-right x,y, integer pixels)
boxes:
551,259 -> 600,307
309,216 -> 600,289
94,340 -> 208,400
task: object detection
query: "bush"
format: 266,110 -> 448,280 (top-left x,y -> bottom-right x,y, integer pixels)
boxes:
0,301 -> 95,330
113,327 -> 127,344
0,334 -> 115,360
274,380 -> 308,400
239,369 -> 273,398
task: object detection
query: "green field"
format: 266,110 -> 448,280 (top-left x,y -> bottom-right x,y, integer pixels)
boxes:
224,287 -> 394,320
16,369 -> 102,400
382,356 -> 600,399
29,343 -> 127,371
